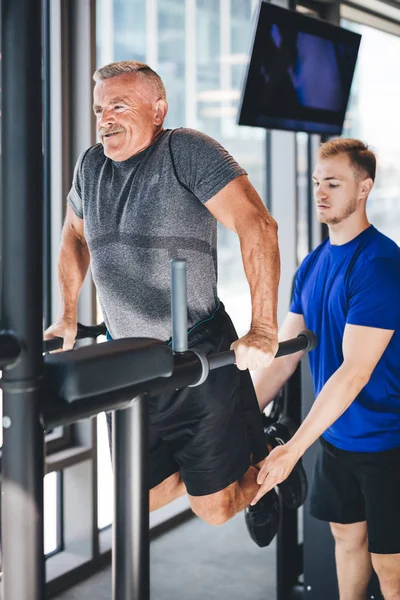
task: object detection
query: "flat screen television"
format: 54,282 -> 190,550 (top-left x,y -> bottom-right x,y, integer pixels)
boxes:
237,2 -> 361,135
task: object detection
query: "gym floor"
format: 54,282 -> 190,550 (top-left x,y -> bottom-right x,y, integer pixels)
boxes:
55,511 -> 276,600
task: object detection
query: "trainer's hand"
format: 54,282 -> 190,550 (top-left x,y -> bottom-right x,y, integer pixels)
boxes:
230,327 -> 278,371
44,318 -> 78,352
251,444 -> 300,505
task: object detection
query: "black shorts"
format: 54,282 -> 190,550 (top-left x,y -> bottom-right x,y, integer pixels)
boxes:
310,437 -> 400,554
107,303 -> 267,497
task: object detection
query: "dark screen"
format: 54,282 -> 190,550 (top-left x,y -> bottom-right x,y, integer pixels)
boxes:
238,3 -> 361,135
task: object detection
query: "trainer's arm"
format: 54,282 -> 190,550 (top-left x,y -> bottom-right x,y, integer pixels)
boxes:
44,204 -> 90,350
251,323 -> 394,504
205,175 -> 280,370
252,312 -> 307,412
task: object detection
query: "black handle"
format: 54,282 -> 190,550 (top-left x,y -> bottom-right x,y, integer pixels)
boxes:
43,322 -> 107,353
207,329 -> 317,371
277,329 -> 317,355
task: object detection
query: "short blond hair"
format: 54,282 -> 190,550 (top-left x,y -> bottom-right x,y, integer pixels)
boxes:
318,138 -> 376,181
93,60 -> 166,101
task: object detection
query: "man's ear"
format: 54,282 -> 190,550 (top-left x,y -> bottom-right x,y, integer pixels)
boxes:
360,177 -> 374,199
154,100 -> 168,126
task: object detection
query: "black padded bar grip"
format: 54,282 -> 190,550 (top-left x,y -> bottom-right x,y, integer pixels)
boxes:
208,329 -> 317,371
43,322 -> 107,353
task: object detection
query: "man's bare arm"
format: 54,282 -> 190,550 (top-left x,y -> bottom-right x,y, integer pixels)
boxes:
286,323 -> 394,456
251,323 -> 395,504
44,204 -> 90,350
252,312 -> 306,411
205,175 -> 280,370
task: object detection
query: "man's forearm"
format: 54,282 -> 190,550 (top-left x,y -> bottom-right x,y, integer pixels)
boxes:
58,234 -> 90,320
287,364 -> 370,458
252,355 -> 301,411
238,214 -> 280,332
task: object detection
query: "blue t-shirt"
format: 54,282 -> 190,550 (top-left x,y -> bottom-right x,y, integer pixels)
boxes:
290,225 -> 400,452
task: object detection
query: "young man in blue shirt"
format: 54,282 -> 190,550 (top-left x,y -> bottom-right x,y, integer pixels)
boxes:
252,138 -> 400,599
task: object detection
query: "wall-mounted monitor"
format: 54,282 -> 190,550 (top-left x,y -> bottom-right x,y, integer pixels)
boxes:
238,2 -> 361,135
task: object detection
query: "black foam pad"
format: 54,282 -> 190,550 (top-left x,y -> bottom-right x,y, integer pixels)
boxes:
44,338 -> 173,403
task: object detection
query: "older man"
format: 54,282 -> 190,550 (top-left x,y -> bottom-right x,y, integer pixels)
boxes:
45,60 -> 281,545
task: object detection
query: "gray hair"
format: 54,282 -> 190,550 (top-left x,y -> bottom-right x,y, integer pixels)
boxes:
93,60 -> 166,101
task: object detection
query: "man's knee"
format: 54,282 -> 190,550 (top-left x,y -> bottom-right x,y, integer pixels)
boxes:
189,485 -> 239,526
330,521 -> 368,552
379,579 -> 400,600
371,553 -> 400,599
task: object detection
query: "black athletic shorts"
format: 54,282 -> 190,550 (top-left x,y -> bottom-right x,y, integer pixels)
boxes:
106,302 -> 267,497
310,437 -> 400,554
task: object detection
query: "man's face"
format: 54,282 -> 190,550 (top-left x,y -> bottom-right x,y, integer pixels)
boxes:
93,73 -> 165,161
312,154 -> 367,225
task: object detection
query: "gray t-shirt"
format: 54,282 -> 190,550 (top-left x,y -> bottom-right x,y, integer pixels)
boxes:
68,128 -> 246,340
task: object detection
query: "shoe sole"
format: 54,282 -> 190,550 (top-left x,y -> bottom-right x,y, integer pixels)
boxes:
277,460 -> 308,510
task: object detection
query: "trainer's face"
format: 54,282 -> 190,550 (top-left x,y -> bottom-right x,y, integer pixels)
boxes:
93,73 -> 167,161
312,154 -> 370,225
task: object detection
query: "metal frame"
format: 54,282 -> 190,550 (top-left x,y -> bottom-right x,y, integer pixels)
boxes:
342,2 -> 400,34
1,2 -> 45,600
344,0 -> 400,24
276,366 -> 303,600
344,0 -> 400,22
44,1 -> 102,590
43,0 -> 53,328
0,1 -> 103,594
113,398 -> 149,600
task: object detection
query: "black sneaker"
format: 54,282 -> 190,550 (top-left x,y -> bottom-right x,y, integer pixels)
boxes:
265,415 -> 308,510
245,488 -> 280,547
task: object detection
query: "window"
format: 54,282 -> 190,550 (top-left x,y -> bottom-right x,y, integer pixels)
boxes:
97,413 -> 113,529
342,20 -> 400,244
296,132 -> 311,264
194,0 -> 266,335
44,472 -> 61,555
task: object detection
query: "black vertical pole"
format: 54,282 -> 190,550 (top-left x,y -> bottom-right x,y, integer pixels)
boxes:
113,396 -> 150,600
42,0 -> 52,329
277,366 -> 304,600
1,0 -> 45,599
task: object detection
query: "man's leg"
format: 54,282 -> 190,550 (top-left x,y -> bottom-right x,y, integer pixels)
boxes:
357,445 -> 400,599
149,472 -> 187,512
371,553 -> 400,600
146,306 -> 280,543
149,460 -> 270,529
149,457 -> 265,519
188,462 -> 262,526
330,521 -> 372,600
